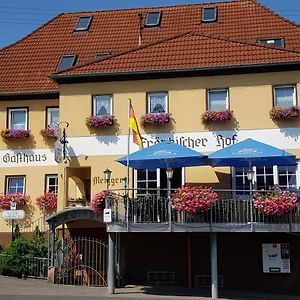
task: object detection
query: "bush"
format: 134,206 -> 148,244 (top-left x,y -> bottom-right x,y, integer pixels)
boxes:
0,226 -> 47,278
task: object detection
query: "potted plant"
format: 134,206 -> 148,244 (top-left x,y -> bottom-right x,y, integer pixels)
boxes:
40,128 -> 57,139
86,115 -> 115,128
90,190 -> 120,215
0,193 -> 30,209
1,129 -> 31,141
253,190 -> 298,216
170,185 -> 218,213
201,109 -> 233,124
140,112 -> 172,127
36,191 -> 57,210
269,106 -> 300,120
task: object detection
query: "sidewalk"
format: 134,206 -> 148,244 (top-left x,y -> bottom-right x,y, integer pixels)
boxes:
0,276 -> 299,299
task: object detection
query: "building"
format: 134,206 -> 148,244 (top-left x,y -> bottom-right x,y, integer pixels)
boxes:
1,0 -> 300,295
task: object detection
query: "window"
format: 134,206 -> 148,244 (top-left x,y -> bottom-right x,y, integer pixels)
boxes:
47,107 -> 59,128
207,89 -> 228,111
278,166 -> 297,189
144,12 -> 161,27
95,52 -> 110,60
147,92 -> 168,113
8,108 -> 28,130
258,38 -> 284,47
57,55 -> 76,71
74,16 -> 92,31
6,176 -> 25,194
202,7 -> 217,22
46,175 -> 58,194
136,169 -> 158,197
273,85 -> 296,108
256,166 -> 274,190
93,95 -> 112,116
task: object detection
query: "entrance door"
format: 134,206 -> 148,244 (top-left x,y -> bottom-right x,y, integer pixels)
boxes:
55,236 -> 107,286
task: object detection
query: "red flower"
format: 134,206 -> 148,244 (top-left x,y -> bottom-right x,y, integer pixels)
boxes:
36,192 -> 57,210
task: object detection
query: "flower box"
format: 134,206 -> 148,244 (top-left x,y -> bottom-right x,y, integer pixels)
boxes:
269,106 -> 300,120
201,109 -> 233,124
86,115 -> 115,128
1,129 -> 31,141
40,128 -> 57,139
36,191 -> 57,210
253,190 -> 298,216
0,193 -> 30,209
140,112 -> 172,127
170,185 -> 218,213
91,190 -> 120,215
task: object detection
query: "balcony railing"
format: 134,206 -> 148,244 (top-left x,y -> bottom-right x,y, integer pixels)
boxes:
106,189 -> 300,230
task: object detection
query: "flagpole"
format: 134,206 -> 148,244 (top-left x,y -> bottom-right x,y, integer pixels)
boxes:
127,99 -> 131,190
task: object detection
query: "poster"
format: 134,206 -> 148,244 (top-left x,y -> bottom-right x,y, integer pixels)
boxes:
262,243 -> 291,273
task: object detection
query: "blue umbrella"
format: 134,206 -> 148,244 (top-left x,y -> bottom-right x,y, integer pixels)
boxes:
208,138 -> 296,167
117,141 -> 208,169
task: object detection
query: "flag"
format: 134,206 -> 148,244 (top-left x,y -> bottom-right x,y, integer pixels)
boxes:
129,103 -> 143,150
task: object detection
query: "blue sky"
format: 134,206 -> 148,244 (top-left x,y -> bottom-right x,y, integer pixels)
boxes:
1,0 -> 300,48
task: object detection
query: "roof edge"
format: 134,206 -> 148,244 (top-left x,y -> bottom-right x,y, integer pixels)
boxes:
0,91 -> 59,100
50,61 -> 300,84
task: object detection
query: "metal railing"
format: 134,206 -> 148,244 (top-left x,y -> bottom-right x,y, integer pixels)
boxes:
0,254 -> 49,279
107,189 -> 300,226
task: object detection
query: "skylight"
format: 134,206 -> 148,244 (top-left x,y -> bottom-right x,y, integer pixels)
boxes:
257,38 -> 284,47
95,52 -> 111,60
74,16 -> 92,31
57,55 -> 76,71
144,12 -> 161,27
202,7 -> 217,22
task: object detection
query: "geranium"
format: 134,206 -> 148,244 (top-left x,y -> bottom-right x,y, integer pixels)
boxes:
201,109 -> 233,124
91,190 -> 120,215
40,128 -> 57,138
0,193 -> 30,209
36,191 -> 57,210
1,129 -> 30,140
254,190 -> 298,216
140,112 -> 172,127
170,185 -> 218,213
269,106 -> 300,120
0,195 -> 10,210
86,115 -> 115,128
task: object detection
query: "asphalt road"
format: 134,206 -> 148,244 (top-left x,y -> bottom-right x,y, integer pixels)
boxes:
1,276 -> 300,300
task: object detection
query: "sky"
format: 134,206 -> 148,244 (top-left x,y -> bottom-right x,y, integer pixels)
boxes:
1,0 -> 300,49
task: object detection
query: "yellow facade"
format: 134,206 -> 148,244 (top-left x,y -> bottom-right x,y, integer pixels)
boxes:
1,70 -> 300,240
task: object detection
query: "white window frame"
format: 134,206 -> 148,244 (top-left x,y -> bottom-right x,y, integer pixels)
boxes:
207,89 -> 229,111
47,107 -> 59,128
93,95 -> 112,116
8,108 -> 28,130
147,92 -> 168,114
6,176 -> 25,194
202,7 -> 217,22
46,174 -> 58,194
273,85 -> 296,108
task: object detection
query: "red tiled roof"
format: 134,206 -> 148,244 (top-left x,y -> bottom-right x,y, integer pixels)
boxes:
53,31 -> 300,78
1,0 -> 300,95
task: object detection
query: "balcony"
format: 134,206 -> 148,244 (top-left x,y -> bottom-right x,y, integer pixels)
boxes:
106,189 -> 300,233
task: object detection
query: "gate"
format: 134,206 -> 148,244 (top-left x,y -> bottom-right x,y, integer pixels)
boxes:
55,236 -> 107,286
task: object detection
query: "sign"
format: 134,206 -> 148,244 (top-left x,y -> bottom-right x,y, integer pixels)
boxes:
54,139 -> 63,163
2,210 -> 25,220
103,208 -> 112,223
262,243 -> 291,273
10,202 -> 16,210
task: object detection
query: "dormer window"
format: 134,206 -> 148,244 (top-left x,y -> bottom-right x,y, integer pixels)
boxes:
144,12 -> 161,27
57,55 -> 76,71
74,16 -> 92,31
202,7 -> 217,22
257,38 -> 284,47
